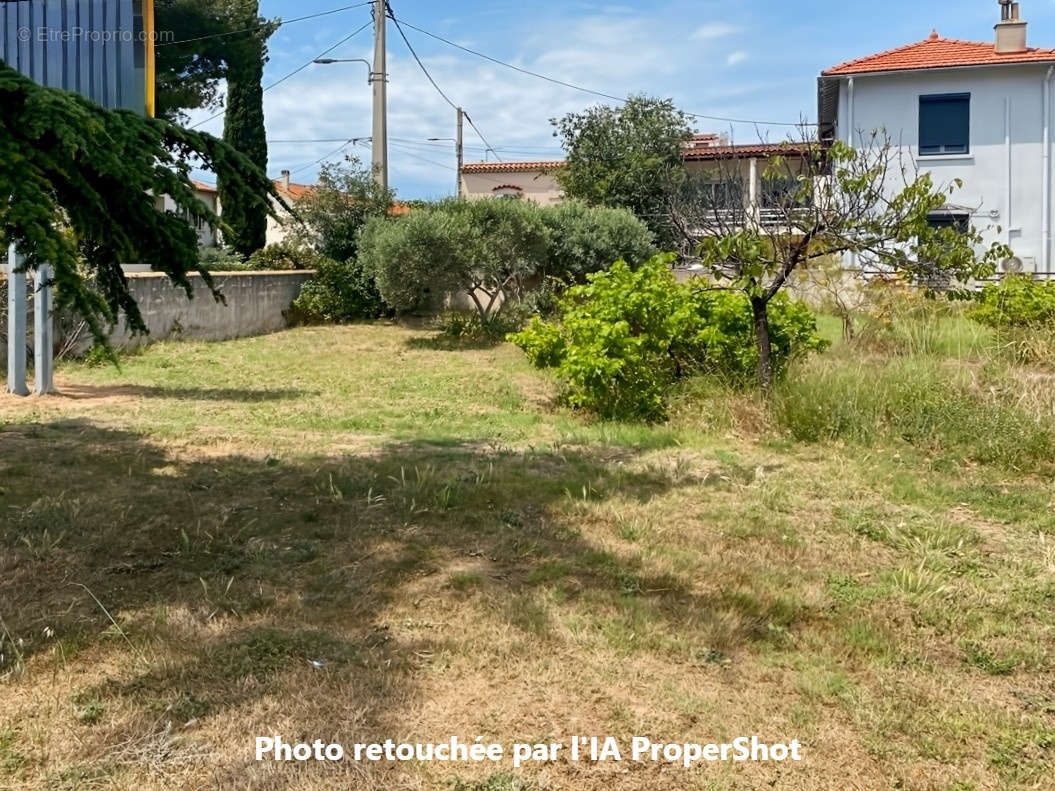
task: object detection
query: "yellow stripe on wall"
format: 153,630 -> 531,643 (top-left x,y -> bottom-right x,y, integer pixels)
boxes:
145,0 -> 155,117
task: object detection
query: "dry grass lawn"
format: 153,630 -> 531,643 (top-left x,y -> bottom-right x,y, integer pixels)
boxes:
1,323 -> 1053,790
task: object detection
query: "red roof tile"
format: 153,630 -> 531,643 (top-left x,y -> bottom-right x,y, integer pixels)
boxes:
682,142 -> 811,161
823,32 -> 1055,76
273,179 -> 315,201
460,143 -> 810,175
461,160 -> 566,175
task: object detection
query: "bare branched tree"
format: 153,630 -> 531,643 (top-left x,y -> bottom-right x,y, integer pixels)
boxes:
663,131 -> 1011,390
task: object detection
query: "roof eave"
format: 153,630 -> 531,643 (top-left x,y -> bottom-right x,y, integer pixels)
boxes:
822,58 -> 1055,79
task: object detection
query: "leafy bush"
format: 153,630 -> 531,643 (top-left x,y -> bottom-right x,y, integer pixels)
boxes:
198,245 -> 249,271
290,256 -> 386,323
964,276 -> 1055,365
436,308 -> 531,342
969,275 -> 1055,328
245,242 -> 319,271
539,201 -> 655,282
285,156 -> 395,263
509,254 -> 827,421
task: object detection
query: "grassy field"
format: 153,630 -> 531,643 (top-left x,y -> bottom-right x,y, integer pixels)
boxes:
1,320 -> 1053,790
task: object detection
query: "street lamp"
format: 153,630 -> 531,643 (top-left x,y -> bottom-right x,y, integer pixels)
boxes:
314,56 -> 387,190
313,58 -> 372,83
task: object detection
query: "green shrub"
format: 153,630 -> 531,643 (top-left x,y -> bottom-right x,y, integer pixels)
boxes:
245,242 -> 319,271
290,257 -> 386,323
509,254 -> 827,421
970,275 -> 1055,328
365,198 -> 549,321
539,201 -> 656,282
437,308 -> 531,342
198,245 -> 248,271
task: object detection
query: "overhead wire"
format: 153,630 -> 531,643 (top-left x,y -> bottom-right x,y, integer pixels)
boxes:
157,2 -> 373,47
389,15 -> 814,128
189,19 -> 372,130
385,1 -> 502,161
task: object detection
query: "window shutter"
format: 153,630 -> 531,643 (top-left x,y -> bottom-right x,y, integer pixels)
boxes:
919,94 -> 970,154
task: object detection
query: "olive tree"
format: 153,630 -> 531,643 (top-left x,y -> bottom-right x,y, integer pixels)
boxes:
365,198 -> 550,323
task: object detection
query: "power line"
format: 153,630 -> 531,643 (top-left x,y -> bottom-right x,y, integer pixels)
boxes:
157,2 -> 373,47
286,138 -> 365,175
377,140 -> 456,172
461,111 -> 502,163
385,2 -> 502,161
269,138 -> 367,144
189,19 -> 372,130
391,15 -> 813,128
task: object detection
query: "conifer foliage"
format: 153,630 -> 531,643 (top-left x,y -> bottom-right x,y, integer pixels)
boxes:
0,63 -> 281,344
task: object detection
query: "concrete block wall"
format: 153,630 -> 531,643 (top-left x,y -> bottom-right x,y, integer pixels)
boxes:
2,270 -> 313,368
110,270 -> 314,347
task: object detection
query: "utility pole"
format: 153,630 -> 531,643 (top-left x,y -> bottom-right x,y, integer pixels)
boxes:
371,0 -> 389,191
456,107 -> 464,198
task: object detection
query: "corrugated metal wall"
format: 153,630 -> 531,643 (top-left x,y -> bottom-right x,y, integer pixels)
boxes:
0,0 -> 145,112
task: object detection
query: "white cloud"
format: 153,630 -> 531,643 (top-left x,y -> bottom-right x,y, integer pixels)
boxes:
187,9 -> 809,198
692,22 -> 742,41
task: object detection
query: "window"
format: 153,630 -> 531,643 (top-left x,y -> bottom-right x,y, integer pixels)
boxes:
699,179 -> 744,210
919,93 -> 970,156
761,177 -> 809,209
492,186 -> 523,199
926,211 -> 969,233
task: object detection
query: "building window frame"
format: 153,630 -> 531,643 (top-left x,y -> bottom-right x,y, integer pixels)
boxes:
919,93 -> 971,157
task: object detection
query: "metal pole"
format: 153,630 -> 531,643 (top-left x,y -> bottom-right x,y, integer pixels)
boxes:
6,245 -> 28,397
33,263 -> 53,395
371,1 -> 389,191
456,107 -> 464,198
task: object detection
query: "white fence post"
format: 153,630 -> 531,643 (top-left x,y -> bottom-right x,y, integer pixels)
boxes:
33,262 -> 54,395
6,244 -> 28,397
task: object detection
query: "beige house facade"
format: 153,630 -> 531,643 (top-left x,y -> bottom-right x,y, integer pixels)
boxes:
460,160 -> 565,205
459,135 -> 810,220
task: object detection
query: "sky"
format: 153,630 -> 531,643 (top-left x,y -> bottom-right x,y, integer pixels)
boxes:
184,0 -> 1055,200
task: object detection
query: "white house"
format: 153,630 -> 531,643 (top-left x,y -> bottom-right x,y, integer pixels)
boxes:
818,1 -> 1055,275
153,181 -> 221,248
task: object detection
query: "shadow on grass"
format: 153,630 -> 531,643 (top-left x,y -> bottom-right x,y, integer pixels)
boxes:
55,384 -> 315,402
0,419 -> 811,780
402,334 -> 505,352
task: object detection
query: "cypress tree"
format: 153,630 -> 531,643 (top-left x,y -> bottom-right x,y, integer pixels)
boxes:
218,2 -> 272,257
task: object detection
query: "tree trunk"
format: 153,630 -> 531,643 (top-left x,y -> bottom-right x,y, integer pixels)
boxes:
751,295 -> 774,393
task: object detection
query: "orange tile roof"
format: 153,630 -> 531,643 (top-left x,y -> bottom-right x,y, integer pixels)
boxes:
461,160 -> 566,174
823,31 -> 1055,76
191,179 -> 218,193
682,142 -> 811,161
460,143 -> 810,175
273,179 -> 315,201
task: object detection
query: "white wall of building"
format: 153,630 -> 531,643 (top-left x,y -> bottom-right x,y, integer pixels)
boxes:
832,64 -> 1054,274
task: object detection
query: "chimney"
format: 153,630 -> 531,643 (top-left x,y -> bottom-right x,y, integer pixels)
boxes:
996,1 -> 1028,54
280,169 -> 291,190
